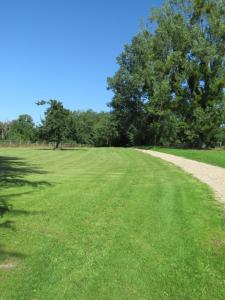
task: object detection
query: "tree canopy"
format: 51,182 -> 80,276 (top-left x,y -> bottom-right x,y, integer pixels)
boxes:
37,100 -> 70,149
108,0 -> 225,147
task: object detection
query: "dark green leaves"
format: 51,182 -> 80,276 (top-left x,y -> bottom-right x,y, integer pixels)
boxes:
108,0 -> 225,147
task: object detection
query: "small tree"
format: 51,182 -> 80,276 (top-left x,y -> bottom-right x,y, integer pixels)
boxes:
37,100 -> 69,149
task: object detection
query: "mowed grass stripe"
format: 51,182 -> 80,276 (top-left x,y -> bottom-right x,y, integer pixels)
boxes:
0,148 -> 225,299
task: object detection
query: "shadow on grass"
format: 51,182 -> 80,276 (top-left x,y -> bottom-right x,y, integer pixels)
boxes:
61,148 -> 89,151
0,243 -> 27,264
134,146 -> 153,150
0,155 -> 50,261
34,148 -> 89,151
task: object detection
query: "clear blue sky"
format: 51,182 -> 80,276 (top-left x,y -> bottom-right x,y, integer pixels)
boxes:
0,0 -> 163,123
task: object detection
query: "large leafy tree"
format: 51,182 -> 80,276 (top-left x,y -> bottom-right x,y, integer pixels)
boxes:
108,0 -> 225,147
37,100 -> 70,149
152,0 -> 225,147
108,32 -> 152,145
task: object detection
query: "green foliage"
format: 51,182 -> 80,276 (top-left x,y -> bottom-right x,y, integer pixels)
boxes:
2,104 -> 118,147
0,121 -> 11,140
39,100 -> 70,148
93,112 -> 118,146
108,0 -> 225,147
0,115 -> 36,142
71,110 -> 98,145
62,110 -> 118,147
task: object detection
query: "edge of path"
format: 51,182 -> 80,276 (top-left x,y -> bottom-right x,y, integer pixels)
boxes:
136,148 -> 225,206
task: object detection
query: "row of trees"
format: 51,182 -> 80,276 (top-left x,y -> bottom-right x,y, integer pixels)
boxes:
1,95 -> 225,148
0,100 -> 118,148
107,0 -> 225,148
1,0 -> 224,148
37,100 -> 119,148
0,115 -> 36,142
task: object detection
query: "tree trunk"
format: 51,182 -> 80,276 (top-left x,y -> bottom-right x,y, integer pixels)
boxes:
54,140 -> 60,150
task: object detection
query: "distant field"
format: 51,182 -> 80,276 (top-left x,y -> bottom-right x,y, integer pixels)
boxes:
1,148 -> 225,299
152,147 -> 225,169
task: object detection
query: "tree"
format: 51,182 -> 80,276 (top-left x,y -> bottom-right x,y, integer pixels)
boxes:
150,0 -> 225,147
108,0 -> 225,148
37,100 -> 70,149
71,110 -> 98,145
8,114 -> 36,141
107,32 -> 152,145
0,121 -> 11,140
59,110 -> 119,147
93,112 -> 119,146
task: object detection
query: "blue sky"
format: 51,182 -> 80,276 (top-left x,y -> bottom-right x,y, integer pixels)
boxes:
0,0 -> 163,123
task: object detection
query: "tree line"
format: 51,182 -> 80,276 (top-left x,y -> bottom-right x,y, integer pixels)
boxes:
1,0 -> 225,148
0,100 -> 118,148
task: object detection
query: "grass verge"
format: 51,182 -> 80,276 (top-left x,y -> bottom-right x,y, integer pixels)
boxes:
152,147 -> 225,169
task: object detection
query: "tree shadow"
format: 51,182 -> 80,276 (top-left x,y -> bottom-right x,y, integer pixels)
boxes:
0,155 -> 50,261
0,243 -> 27,258
35,148 -> 88,151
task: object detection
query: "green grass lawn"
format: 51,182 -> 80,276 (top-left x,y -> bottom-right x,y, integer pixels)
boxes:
1,148 -> 225,299
152,147 -> 225,169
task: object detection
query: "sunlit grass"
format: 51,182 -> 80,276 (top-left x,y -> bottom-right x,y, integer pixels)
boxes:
153,147 -> 225,168
1,147 -> 225,299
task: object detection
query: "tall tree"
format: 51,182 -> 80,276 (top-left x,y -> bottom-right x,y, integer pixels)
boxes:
37,100 -> 69,149
108,32 -> 152,145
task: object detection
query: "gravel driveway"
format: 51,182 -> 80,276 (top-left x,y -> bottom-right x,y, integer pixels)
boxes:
138,149 -> 225,205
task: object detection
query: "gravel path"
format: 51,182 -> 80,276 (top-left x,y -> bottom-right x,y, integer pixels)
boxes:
138,149 -> 225,205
